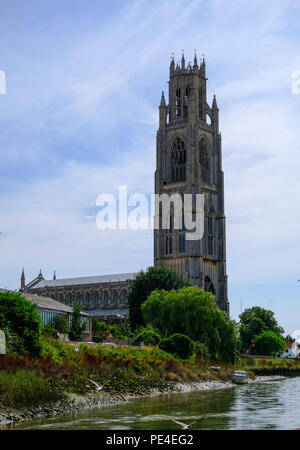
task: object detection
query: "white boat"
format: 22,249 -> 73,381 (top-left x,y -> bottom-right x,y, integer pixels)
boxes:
231,370 -> 249,385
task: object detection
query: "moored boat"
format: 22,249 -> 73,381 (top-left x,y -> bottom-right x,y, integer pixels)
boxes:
231,370 -> 249,385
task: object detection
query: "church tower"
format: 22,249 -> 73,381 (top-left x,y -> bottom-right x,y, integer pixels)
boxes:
154,52 -> 229,313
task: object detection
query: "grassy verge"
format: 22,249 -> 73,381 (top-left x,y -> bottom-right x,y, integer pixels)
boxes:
1,337 -> 300,409
238,357 -> 300,377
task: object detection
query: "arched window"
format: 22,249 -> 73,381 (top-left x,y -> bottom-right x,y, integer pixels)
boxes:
204,276 -> 215,295
112,291 -> 118,305
175,88 -> 181,118
94,292 -> 99,306
199,89 -> 203,119
166,236 -> 173,255
171,137 -> 186,182
207,216 -> 214,255
103,291 -> 109,305
199,138 -> 210,184
86,292 -> 90,306
68,293 -> 73,306
121,290 -> 128,304
185,85 -> 191,98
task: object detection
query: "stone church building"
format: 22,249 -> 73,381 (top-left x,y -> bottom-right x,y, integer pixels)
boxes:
22,52 -> 229,317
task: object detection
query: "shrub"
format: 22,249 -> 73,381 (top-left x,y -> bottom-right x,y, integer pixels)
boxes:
55,315 -> 70,334
0,292 -> 41,356
40,336 -> 68,362
194,341 -> 210,360
134,327 -> 161,346
159,333 -> 193,359
42,322 -> 58,339
1,325 -> 27,356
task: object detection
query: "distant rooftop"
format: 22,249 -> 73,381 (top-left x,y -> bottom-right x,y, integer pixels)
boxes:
28,272 -> 137,289
0,288 -> 90,316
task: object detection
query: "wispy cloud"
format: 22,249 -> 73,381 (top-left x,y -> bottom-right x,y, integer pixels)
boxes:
0,0 -> 300,332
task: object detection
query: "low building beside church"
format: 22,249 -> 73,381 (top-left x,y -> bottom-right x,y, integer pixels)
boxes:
21,270 -> 136,320
0,288 -> 92,340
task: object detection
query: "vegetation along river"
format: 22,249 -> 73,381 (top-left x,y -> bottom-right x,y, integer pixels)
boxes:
8,377 -> 300,430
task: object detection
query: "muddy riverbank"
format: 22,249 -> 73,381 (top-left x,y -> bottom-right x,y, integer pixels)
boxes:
0,376 -> 285,427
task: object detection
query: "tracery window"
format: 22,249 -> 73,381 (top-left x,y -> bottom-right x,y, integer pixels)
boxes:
166,236 -> 173,255
204,276 -> 215,295
207,216 -> 214,255
171,137 -> 186,182
175,88 -> 181,118
199,138 -> 210,184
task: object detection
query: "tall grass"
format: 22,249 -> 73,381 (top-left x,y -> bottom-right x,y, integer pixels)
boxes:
0,368 -> 62,408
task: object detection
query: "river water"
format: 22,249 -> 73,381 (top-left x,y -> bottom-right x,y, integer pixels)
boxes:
8,377 -> 300,430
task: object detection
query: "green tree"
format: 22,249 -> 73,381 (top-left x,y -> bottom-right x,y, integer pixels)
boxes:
253,331 -> 285,356
142,286 -> 239,362
239,306 -> 284,352
128,266 -> 188,329
285,334 -> 295,343
159,333 -> 193,359
0,292 -> 41,356
69,302 -> 86,341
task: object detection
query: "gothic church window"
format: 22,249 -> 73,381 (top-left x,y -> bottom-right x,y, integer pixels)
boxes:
175,88 -> 181,118
171,137 -> 186,182
199,138 -> 210,184
207,216 -> 214,255
166,236 -> 173,255
204,276 -> 215,295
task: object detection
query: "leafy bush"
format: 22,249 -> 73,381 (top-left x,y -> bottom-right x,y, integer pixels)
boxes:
94,321 -> 110,336
253,331 -> 285,356
0,292 -> 41,356
194,341 -> 210,360
134,326 -> 161,346
1,325 -> 26,356
40,336 -> 68,362
128,266 -> 188,329
42,322 -> 58,339
55,315 -> 70,334
159,333 -> 193,359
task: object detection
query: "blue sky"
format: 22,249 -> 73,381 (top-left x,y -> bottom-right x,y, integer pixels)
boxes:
0,0 -> 300,335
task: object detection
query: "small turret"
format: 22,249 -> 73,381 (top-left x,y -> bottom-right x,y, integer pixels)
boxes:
181,51 -> 185,70
21,268 -> 25,291
159,91 -> 167,129
200,57 -> 206,77
212,94 -> 218,110
212,94 -> 219,133
193,53 -> 198,72
38,269 -> 43,280
170,55 -> 175,75
53,270 -> 56,280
